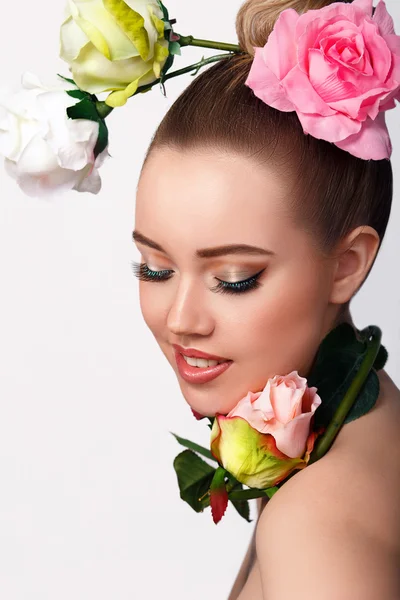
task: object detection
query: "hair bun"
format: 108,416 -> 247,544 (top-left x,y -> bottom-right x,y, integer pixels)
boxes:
235,0 -> 353,56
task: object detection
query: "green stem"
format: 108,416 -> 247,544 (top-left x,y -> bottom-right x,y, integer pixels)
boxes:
101,52 -> 234,114
177,34 -> 242,54
95,101 -> 114,120
228,488 -> 270,501
138,53 -> 233,91
308,325 -> 382,464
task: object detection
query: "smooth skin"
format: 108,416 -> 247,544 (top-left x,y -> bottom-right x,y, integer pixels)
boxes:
134,147 -> 400,599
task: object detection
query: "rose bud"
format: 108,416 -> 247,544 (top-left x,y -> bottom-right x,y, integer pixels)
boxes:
210,371 -> 322,489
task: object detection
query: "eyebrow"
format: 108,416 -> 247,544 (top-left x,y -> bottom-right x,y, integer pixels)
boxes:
132,230 -> 276,258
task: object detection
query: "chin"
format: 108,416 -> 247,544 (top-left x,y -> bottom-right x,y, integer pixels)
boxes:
185,399 -> 213,418
185,398 -> 234,418
175,374 -> 240,416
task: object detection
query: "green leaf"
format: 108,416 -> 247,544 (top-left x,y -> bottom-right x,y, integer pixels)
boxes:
66,97 -> 109,159
57,73 -> 76,85
307,323 -> 386,429
170,432 -> 217,462
226,472 -> 252,522
265,486 -> 279,499
173,449 -> 216,513
160,52 -> 175,84
93,118 -> 109,158
374,344 -> 388,371
67,98 -> 100,122
210,466 -> 227,490
169,41 -> 181,56
66,89 -> 90,100
230,492 -> 251,522
205,416 -> 215,432
157,0 -> 170,24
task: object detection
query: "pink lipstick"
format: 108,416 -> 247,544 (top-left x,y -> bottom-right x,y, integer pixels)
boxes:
174,349 -> 233,384
172,344 -> 231,361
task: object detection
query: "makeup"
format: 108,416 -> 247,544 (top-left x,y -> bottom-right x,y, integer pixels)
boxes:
174,349 -> 233,384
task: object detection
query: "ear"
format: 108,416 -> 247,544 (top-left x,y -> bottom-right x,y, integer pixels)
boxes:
329,226 -> 380,305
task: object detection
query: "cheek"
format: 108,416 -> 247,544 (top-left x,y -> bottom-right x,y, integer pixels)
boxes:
138,285 -> 166,335
230,264 -> 331,370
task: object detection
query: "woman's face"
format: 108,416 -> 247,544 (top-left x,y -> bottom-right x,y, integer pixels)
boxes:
134,147 -> 338,416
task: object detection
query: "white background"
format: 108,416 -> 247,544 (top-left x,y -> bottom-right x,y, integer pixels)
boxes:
0,1 -> 399,598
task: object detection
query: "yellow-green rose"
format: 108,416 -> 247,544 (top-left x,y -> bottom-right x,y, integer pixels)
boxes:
210,415 -> 319,489
60,0 -> 170,107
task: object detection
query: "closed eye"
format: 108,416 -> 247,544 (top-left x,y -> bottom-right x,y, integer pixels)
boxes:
130,261 -> 265,295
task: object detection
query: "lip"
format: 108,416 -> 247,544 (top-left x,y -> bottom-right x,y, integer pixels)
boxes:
172,344 -> 230,361
174,349 -> 233,384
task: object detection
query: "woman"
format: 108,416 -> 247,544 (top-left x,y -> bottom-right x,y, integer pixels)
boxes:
0,0 -> 398,595
132,0 -> 400,597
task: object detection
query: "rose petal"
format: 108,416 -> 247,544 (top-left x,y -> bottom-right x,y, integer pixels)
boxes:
379,95 -> 397,111
60,13 -> 91,63
361,19 -> 392,81
297,16 -> 355,72
297,109 -> 361,142
56,119 -> 99,170
245,47 -> 295,112
4,157 -> 18,180
227,391 -> 270,429
308,48 -> 356,103
384,34 -> 400,66
295,3 -> 361,43
73,164 -> 102,194
210,415 -> 306,489
373,0 -> 396,36
322,31 -> 374,77
328,85 -> 391,120
72,0 -> 139,61
262,8 -> 299,80
269,384 -> 304,424
281,65 -> 336,116
301,387 -> 320,413
21,72 -> 46,91
16,166 -> 78,198
94,146 -> 110,168
191,408 -> 206,421
334,111 -> 392,159
263,412 -> 314,458
68,41 -> 156,95
17,135 -> 59,174
352,0 -> 374,16
261,390 -> 322,458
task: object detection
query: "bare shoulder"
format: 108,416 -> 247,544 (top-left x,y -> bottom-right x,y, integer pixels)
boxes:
255,369 -> 400,600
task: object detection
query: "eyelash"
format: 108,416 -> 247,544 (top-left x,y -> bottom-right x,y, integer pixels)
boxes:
130,261 -> 265,295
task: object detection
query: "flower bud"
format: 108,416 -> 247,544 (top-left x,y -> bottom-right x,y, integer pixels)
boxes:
210,415 -> 319,489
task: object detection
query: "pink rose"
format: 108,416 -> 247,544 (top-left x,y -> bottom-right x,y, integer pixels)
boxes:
227,371 -> 321,458
245,0 -> 400,160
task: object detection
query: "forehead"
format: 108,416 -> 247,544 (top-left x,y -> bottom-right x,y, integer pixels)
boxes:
135,148 -> 300,255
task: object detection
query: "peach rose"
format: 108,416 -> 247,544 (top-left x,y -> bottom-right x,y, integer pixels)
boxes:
226,371 -> 321,459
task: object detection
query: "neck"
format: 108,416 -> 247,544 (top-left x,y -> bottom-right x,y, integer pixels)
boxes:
333,303 -> 355,329
257,304 -> 357,519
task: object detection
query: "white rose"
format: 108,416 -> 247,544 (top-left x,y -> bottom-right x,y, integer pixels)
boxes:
60,0 -> 170,107
0,72 -> 109,198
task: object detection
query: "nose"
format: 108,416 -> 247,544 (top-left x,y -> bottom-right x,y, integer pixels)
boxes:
167,277 -> 215,338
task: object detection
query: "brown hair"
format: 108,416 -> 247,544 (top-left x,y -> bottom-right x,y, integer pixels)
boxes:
142,0 -> 393,314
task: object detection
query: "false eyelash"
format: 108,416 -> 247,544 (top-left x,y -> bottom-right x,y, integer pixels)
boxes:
130,260 -> 265,296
